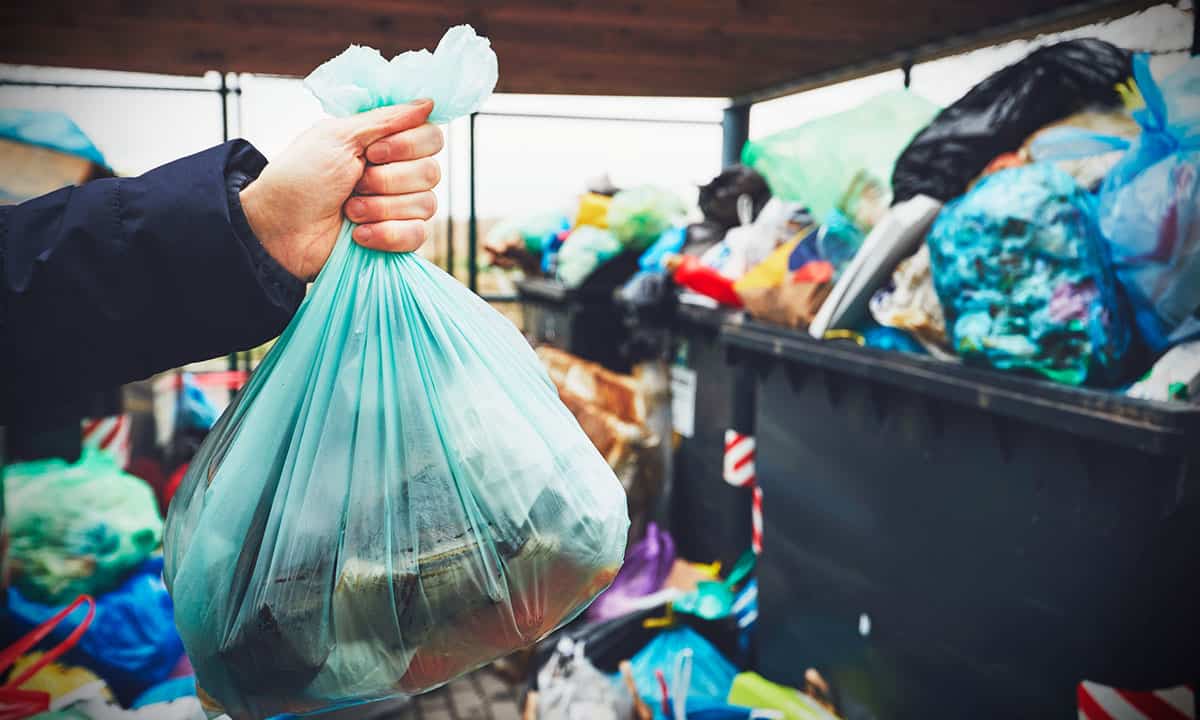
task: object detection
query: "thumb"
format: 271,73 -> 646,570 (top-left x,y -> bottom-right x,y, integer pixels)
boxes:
345,100 -> 434,147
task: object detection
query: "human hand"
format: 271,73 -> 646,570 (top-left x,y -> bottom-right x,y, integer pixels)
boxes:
240,99 -> 444,281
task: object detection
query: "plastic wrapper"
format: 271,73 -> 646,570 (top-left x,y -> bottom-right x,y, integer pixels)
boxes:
576,192 -> 614,229
587,522 -> 675,622
702,198 -> 811,281
536,637 -> 634,720
163,28 -> 628,719
926,164 -> 1130,385
608,186 -> 687,250
893,39 -> 1130,204
868,245 -> 954,358
673,255 -> 743,308
743,90 -> 939,221
5,449 -> 162,606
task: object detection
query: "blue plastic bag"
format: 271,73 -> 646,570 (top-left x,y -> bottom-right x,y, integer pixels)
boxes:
6,557 -> 184,705
176,373 -> 218,432
1032,55 -> 1200,352
624,627 -> 739,719
163,27 -> 628,719
927,163 -> 1130,385
640,226 -> 688,273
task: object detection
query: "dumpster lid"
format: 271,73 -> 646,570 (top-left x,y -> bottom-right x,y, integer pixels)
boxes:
723,320 -> 1200,456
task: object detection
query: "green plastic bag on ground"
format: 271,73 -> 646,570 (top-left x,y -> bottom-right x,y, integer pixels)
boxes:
4,449 -> 162,605
163,27 -> 628,720
742,91 -> 940,222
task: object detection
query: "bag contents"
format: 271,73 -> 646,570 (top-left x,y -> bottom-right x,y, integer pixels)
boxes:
926,164 -> 1130,385
163,27 -> 628,719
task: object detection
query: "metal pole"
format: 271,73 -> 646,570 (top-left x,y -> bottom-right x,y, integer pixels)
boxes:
220,72 -> 238,373
1192,6 -> 1198,57
722,103 -> 750,169
467,112 -> 478,293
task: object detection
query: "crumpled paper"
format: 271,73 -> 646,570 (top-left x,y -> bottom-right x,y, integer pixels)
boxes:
304,25 -> 498,123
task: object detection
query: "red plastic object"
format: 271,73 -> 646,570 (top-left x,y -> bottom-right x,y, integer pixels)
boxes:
672,255 -> 743,308
791,260 -> 834,285
0,595 -> 96,720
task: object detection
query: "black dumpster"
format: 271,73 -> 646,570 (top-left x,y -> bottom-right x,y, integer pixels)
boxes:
669,302 -> 755,569
723,320 -> 1200,718
515,252 -> 640,373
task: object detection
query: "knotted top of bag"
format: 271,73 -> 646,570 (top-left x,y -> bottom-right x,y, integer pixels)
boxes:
303,24 -> 498,123
1031,53 -> 1200,171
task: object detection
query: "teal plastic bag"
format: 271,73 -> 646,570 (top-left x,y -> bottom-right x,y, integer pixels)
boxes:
5,449 -> 162,606
927,164 -> 1130,385
742,91 -> 939,222
163,27 -> 628,719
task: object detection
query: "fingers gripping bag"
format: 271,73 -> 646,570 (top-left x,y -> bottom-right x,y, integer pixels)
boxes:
162,26 -> 628,719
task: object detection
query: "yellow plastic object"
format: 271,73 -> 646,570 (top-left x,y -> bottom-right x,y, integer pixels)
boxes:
733,238 -> 801,294
727,672 -> 840,720
9,652 -> 112,703
575,192 -> 613,229
822,330 -> 865,346
642,604 -> 676,629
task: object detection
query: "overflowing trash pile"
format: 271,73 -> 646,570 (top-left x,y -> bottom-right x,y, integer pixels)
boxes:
501,41 -> 1200,401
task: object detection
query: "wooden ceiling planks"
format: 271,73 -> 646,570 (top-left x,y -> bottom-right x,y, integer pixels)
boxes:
0,0 -> 1153,98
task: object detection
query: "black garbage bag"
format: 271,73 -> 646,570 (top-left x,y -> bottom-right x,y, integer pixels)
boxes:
698,165 -> 772,230
891,39 -> 1131,203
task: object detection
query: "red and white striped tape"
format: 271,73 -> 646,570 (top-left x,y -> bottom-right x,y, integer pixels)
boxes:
81,414 -> 131,470
724,429 -> 761,554
1078,681 -> 1195,720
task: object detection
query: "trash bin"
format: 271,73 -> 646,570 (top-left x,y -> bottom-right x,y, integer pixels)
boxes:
516,250 -> 641,373
669,302 -> 755,569
723,320 -> 1200,718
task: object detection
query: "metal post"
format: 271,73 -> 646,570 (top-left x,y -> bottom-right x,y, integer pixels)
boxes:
220,72 -> 238,373
1192,6 -> 1198,57
902,58 -> 914,89
722,103 -> 750,169
467,112 -> 479,293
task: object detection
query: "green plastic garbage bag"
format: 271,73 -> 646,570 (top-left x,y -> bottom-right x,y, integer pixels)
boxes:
607,186 -> 686,251
162,26 -> 629,720
742,91 -> 939,222
4,449 -> 162,606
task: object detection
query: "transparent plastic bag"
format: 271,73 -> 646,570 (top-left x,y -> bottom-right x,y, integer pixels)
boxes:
1030,55 -> 1200,351
742,90 -> 939,222
163,27 -> 628,719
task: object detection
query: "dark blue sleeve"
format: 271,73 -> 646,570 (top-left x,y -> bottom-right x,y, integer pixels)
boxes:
1,140 -> 305,426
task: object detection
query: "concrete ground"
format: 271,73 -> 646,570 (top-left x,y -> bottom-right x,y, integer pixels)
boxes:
393,669 -> 523,720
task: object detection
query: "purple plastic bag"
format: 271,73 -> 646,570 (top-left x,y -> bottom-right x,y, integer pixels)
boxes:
586,522 -> 676,622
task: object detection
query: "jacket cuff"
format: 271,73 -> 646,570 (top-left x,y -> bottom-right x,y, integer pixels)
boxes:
224,142 -> 306,310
